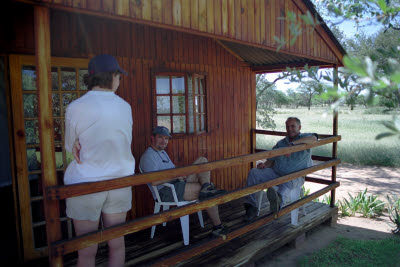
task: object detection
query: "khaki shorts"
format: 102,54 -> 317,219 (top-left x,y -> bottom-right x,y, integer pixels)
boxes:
66,187 -> 132,221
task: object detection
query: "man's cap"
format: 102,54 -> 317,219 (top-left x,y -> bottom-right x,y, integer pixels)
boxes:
152,126 -> 171,137
88,54 -> 128,75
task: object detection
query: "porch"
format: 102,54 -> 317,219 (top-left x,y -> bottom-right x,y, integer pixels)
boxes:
61,194 -> 337,266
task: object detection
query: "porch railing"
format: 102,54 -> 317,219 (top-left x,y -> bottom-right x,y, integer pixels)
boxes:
44,132 -> 341,266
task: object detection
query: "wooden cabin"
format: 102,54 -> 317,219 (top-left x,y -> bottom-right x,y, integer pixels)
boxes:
0,0 -> 344,266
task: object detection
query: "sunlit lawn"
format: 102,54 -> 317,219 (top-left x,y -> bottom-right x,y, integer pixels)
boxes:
298,236 -> 400,267
256,107 -> 400,167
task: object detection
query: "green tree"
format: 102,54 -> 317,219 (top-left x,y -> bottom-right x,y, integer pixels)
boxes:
296,80 -> 327,110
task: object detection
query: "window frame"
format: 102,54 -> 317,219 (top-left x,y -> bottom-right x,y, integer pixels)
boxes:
152,71 -> 208,137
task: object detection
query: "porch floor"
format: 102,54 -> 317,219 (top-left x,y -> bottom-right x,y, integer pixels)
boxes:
64,195 -> 338,267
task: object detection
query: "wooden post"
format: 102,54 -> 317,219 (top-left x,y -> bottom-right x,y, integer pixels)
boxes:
251,72 -> 257,168
331,65 -> 339,208
34,6 -> 63,267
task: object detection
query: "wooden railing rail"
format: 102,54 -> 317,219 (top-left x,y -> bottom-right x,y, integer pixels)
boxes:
51,159 -> 340,256
253,129 -> 334,139
46,135 -> 341,200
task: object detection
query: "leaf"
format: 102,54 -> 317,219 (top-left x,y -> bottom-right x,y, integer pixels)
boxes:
343,56 -> 367,77
379,0 -> 387,13
390,72 -> 400,83
376,132 -> 396,140
382,121 -> 399,132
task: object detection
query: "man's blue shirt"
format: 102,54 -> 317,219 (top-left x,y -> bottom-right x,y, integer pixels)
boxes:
271,133 -> 317,176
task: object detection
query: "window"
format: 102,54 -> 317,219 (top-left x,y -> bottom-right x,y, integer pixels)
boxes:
154,73 -> 207,135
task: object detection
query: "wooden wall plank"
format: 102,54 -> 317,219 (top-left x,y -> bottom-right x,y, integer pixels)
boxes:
247,0 -> 254,43
254,0 -> 261,44
241,0 -> 247,41
172,0 -> 182,26
225,0 -> 234,38
151,0 -> 162,22
87,0 -> 101,11
205,0 -> 214,34
260,0 -> 265,44
142,0 -> 151,20
214,0 -> 222,35
270,0 -> 276,46
103,0 -> 115,13
116,0 -> 129,16
181,0 -> 190,28
235,0 -> 241,40
191,0 -> 199,30
221,0 -> 228,36
199,0 -> 207,32
163,0 -> 173,25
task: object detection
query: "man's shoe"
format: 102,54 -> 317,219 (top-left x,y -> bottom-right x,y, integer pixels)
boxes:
211,224 -> 229,239
244,203 -> 258,222
267,187 -> 282,213
199,183 -> 226,200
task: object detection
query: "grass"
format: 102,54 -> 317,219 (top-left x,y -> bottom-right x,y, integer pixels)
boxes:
256,107 -> 400,167
298,236 -> 400,267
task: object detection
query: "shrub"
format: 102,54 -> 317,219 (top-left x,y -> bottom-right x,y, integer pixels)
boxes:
386,194 -> 400,235
340,189 -> 385,218
358,190 -> 385,218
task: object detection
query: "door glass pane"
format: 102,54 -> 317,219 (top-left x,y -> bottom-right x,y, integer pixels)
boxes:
79,69 -> 88,91
62,93 -> 77,115
52,67 -> 59,91
52,93 -> 60,117
157,116 -> 171,130
55,146 -> 63,169
61,68 -> 76,91
22,66 -> 37,91
195,96 -> 199,113
25,120 -> 39,145
156,76 -> 170,94
157,96 -> 170,114
201,114 -> 205,131
66,151 -> 74,166
29,174 -> 42,198
31,200 -> 45,223
27,148 -> 41,171
187,76 -> 194,133
23,94 -> 38,118
194,77 -> 199,94
172,96 -> 185,114
196,115 -> 201,132
200,96 -> 204,112
171,76 -> 185,94
33,224 -> 47,248
173,116 -> 186,133
199,79 -> 204,94
54,119 -> 62,142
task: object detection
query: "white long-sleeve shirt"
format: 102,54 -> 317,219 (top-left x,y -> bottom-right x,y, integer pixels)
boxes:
64,90 -> 135,185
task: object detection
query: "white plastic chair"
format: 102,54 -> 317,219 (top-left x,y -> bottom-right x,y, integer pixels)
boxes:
139,167 -> 204,245
257,182 -> 306,226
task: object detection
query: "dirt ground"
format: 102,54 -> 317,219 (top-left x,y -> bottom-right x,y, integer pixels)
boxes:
256,163 -> 400,267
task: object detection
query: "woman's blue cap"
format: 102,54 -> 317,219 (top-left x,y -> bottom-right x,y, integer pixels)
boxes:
88,54 -> 128,75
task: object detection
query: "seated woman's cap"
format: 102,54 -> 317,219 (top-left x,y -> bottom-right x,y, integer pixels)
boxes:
88,54 -> 128,75
152,126 -> 171,137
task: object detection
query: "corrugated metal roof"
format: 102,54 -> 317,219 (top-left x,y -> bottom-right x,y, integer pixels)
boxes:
220,40 -> 327,69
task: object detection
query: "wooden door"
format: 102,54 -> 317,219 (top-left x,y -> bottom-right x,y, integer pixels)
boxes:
8,55 -> 88,260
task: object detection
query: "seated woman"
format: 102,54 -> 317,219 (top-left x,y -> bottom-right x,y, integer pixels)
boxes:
64,55 -> 135,267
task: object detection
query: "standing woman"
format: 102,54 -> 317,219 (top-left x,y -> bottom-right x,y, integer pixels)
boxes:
64,55 -> 135,267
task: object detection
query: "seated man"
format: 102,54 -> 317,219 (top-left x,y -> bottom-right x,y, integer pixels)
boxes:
139,126 -> 228,236
244,117 -> 318,221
